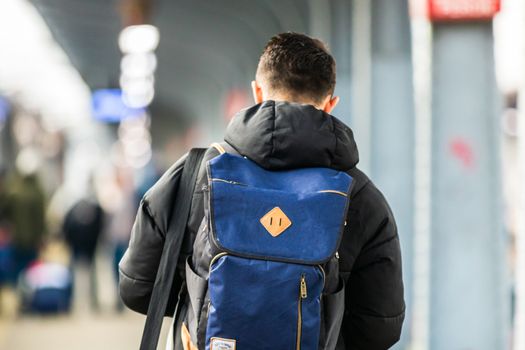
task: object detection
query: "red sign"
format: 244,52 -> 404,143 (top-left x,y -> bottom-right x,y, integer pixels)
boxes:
428,0 -> 501,21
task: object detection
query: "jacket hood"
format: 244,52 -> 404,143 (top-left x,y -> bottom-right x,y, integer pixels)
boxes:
224,100 -> 359,171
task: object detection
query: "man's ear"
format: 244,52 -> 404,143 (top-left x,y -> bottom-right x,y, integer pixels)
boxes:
322,95 -> 340,113
251,80 -> 264,104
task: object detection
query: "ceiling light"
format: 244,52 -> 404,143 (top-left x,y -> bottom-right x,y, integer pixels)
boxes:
118,25 -> 160,54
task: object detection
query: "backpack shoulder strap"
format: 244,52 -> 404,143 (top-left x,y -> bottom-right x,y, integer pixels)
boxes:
140,147 -> 207,350
211,141 -> 242,156
210,142 -> 226,154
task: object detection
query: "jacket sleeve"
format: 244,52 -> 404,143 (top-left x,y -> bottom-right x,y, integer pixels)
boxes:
118,156 -> 186,315
341,181 -> 405,349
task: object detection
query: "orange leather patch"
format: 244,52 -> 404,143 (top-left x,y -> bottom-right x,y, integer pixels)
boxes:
181,322 -> 199,350
260,207 -> 292,237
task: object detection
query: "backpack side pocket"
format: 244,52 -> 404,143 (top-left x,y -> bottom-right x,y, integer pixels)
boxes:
320,276 -> 345,350
185,256 -> 208,344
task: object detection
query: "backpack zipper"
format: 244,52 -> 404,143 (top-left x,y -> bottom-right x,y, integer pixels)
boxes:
211,178 -> 247,186
212,179 -> 346,197
297,274 -> 307,350
210,252 -> 228,269
317,190 -> 348,197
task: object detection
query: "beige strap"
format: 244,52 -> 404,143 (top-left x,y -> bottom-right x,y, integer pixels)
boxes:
211,142 -> 226,154
181,323 -> 199,350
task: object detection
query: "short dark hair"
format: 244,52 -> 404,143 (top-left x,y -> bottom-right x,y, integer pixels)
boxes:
256,32 -> 336,104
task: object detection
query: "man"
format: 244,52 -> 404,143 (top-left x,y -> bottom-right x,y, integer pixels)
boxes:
119,32 -> 405,349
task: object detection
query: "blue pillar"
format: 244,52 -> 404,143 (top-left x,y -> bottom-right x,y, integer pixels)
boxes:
370,1 -> 415,348
429,22 -> 508,349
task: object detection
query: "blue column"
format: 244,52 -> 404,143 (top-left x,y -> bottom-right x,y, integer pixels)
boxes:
370,1 -> 415,348
429,22 -> 508,349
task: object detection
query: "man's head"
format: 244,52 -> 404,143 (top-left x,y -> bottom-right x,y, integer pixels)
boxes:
252,32 -> 339,113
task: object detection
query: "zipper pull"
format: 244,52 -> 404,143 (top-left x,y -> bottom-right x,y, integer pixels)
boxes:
300,275 -> 307,299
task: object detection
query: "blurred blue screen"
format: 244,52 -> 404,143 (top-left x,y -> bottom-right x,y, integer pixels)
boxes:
0,96 -> 10,123
91,89 -> 145,123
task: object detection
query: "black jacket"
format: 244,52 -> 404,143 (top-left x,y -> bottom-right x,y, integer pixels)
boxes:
119,101 -> 405,349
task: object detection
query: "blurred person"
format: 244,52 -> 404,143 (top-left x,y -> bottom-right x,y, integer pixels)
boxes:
0,167 -> 11,284
62,194 -> 104,311
108,166 -> 136,312
0,226 -> 10,287
2,168 -> 46,284
120,33 -> 404,349
0,166 -> 12,315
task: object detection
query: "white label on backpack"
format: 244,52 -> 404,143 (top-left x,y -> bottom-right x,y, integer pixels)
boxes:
210,337 -> 236,350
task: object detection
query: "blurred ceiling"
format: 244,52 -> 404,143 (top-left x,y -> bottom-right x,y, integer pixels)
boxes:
29,0 -> 122,90
29,0 -> 310,144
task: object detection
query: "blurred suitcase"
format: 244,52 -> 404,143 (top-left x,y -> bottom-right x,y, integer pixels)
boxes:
19,261 -> 73,313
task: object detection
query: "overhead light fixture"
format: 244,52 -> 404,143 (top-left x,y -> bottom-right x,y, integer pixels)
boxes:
118,24 -> 160,54
122,89 -> 155,109
118,24 -> 159,109
120,52 -> 157,77
119,75 -> 154,94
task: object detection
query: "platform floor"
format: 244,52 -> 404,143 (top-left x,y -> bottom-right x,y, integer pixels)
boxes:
0,253 -> 170,350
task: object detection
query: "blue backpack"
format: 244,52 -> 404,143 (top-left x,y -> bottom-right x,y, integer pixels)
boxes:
184,151 -> 353,350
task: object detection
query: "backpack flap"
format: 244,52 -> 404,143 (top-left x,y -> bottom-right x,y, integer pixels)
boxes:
207,153 -> 353,265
